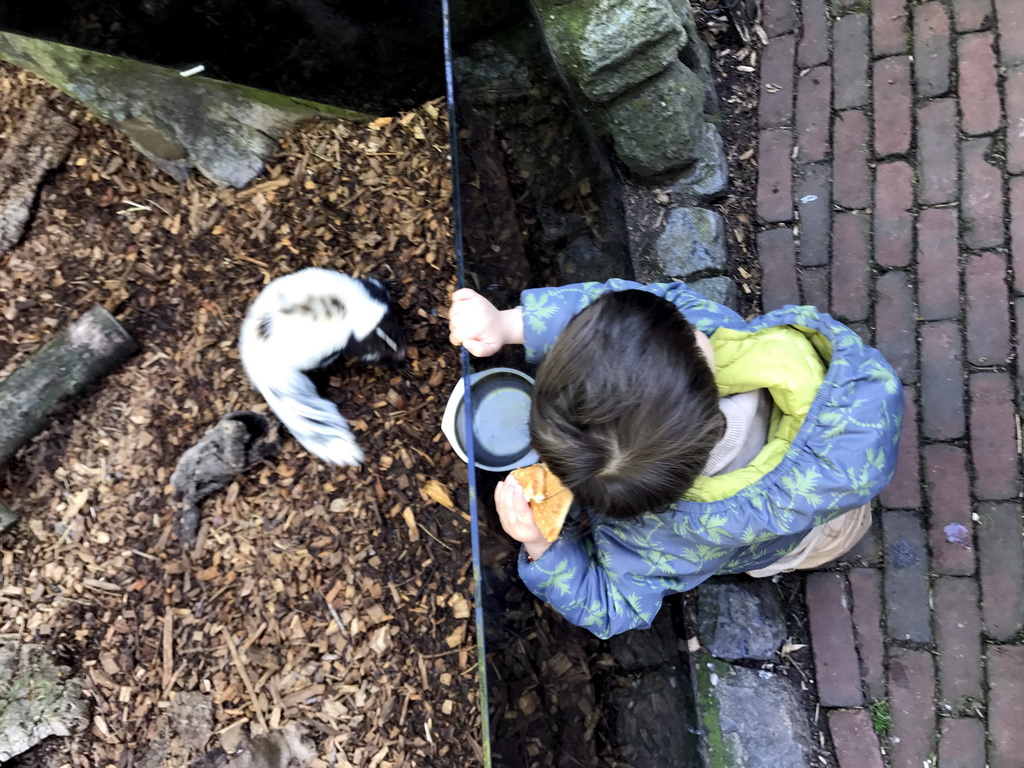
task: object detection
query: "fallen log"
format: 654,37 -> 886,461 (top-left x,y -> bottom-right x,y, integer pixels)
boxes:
0,97 -> 78,256
0,305 -> 139,466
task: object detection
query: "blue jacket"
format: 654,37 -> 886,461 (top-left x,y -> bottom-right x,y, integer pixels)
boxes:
516,280 -> 904,638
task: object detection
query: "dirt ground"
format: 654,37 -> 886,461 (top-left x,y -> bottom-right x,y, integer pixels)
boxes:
0,62 -> 482,768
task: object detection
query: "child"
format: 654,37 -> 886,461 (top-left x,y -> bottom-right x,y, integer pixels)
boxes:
449,279 -> 903,639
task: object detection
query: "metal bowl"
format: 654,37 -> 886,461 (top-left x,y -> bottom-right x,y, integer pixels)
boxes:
441,367 -> 538,472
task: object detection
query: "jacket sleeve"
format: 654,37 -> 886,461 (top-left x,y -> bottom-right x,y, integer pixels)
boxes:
516,537 -> 680,639
519,279 -> 746,363
514,508 -> 745,638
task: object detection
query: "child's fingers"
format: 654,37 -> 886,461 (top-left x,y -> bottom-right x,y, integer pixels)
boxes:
462,338 -> 493,358
451,288 -> 480,304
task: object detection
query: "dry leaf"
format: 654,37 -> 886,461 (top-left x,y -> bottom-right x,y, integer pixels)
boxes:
423,479 -> 455,511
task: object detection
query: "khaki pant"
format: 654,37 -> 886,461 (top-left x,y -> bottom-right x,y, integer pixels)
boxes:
747,503 -> 873,578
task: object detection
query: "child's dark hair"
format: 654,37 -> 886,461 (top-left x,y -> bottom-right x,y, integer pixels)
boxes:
530,290 -> 724,519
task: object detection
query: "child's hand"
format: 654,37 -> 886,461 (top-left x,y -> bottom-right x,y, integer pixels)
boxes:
448,288 -> 524,357
495,475 -> 552,561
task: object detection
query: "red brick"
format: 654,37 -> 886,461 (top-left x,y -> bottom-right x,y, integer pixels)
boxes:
847,568 -> 885,699
833,110 -> 872,209
873,57 -> 913,157
978,502 -> 1024,640
758,227 -> 801,310
830,212 -> 870,322
883,512 -> 933,643
796,163 -> 831,266
924,444 -> 976,576
970,372 -> 1021,500
798,0 -> 830,67
829,710 -> 885,768
760,34 -> 796,129
995,0 -> 1024,64
934,577 -> 983,704
989,645 -> 1024,768
939,718 -> 987,768
796,66 -> 832,163
962,137 -> 1006,249
959,32 -> 1003,135
1013,177 -> 1024,293
917,207 -> 961,321
764,0 -> 798,36
799,266 -> 829,309
914,2 -> 952,98
806,572 -> 863,707
966,252 -> 1011,364
874,271 -> 917,383
888,650 -> 936,767
952,0 -> 995,32
880,388 -> 921,509
920,321 -> 965,440
873,0 -> 908,56
917,99 -> 959,205
758,129 -> 794,223
834,14 -> 870,109
1006,65 -> 1024,174
873,161 -> 914,268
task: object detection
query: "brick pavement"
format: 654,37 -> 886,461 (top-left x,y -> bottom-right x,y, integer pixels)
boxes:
757,0 -> 1023,765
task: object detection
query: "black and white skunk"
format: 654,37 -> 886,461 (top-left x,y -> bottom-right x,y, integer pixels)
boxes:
239,268 -> 405,466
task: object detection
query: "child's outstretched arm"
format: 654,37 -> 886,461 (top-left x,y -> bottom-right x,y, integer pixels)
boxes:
447,288 -> 524,357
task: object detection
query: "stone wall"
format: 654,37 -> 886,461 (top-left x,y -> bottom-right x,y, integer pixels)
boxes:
530,0 -> 723,185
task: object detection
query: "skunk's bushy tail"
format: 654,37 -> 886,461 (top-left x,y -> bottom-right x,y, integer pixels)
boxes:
246,362 -> 364,465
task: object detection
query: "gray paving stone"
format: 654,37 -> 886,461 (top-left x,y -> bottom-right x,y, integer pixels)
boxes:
883,511 -> 933,643
698,659 -> 813,768
697,580 -> 787,660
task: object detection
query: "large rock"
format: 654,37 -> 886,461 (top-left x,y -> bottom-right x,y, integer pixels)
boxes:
0,641 -> 89,762
605,62 -> 707,175
697,580 -> 788,661
0,31 -> 372,188
536,0 -> 684,104
690,276 -> 738,310
652,206 -> 727,279
671,122 -> 729,201
697,659 -> 814,768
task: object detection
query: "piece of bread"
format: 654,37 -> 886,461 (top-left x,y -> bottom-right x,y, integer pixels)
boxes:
511,463 -> 574,543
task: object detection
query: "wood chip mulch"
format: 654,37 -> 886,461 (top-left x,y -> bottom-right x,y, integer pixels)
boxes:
0,61 -> 482,768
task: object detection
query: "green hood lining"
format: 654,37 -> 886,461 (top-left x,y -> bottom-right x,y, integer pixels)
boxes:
684,325 -> 831,503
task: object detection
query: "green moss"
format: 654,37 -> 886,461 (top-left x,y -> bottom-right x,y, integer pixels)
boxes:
869,698 -> 893,737
694,653 -> 734,768
833,0 -> 870,15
